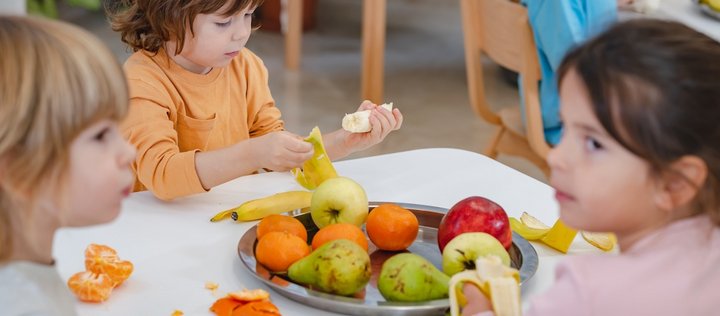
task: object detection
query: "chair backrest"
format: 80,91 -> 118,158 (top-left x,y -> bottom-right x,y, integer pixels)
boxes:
460,0 -> 550,159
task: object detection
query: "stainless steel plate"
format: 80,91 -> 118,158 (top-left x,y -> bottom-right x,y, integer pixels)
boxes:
237,202 -> 538,316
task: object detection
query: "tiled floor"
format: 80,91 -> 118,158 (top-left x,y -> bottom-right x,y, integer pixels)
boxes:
62,0 -> 547,183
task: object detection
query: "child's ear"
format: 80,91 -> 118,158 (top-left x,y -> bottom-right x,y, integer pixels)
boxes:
654,156 -> 708,213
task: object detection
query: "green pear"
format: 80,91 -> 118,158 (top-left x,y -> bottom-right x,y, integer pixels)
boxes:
288,239 -> 371,296
378,253 -> 450,302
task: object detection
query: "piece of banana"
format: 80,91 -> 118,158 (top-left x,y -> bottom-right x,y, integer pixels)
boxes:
342,102 -> 393,133
291,126 -> 338,190
210,191 -> 313,222
449,255 -> 521,316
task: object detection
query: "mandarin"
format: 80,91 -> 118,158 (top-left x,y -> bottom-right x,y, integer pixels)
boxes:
231,301 -> 281,316
311,223 -> 369,251
255,231 -> 310,272
84,244 -> 133,287
257,214 -> 307,242
366,204 -> 419,251
67,271 -> 114,302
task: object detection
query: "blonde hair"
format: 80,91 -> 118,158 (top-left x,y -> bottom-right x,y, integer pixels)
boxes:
0,16 -> 129,261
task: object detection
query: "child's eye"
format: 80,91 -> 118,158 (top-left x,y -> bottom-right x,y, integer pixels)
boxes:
584,136 -> 603,151
94,128 -> 110,142
215,20 -> 232,27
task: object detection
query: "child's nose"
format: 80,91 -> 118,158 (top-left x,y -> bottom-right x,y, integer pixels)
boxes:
120,140 -> 137,166
232,24 -> 250,41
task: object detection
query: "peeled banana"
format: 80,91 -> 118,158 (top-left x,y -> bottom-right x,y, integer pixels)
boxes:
210,191 -> 313,222
291,127 -> 338,190
449,255 -> 521,316
341,102 -> 393,133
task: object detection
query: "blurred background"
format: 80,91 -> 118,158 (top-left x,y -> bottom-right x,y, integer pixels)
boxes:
12,0 -> 548,182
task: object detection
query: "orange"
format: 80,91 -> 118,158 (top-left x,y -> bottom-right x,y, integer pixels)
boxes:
257,214 -> 308,242
255,231 -> 310,272
84,244 -> 133,287
366,203 -> 419,251
232,301 -> 281,316
311,223 -> 369,251
67,271 -> 114,302
210,297 -> 242,316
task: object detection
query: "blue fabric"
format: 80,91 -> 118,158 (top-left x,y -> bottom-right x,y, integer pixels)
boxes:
520,0 -> 617,145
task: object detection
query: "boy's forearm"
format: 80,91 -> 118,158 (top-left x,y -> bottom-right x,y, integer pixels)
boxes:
323,129 -> 352,161
194,140 -> 260,190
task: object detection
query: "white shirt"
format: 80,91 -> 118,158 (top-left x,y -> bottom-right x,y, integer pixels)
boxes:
0,261 -> 77,316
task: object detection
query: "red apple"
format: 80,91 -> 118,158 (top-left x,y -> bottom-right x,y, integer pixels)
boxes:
437,196 -> 512,252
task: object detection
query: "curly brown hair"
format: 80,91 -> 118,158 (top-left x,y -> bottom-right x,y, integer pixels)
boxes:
107,0 -> 264,55
558,19 -> 720,225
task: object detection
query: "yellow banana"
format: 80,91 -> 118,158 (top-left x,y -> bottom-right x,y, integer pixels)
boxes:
449,255 -> 521,316
229,191 -> 313,222
291,127 -> 338,190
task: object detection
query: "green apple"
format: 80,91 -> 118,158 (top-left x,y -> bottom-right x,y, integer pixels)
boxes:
441,232 -> 511,276
310,177 -> 369,228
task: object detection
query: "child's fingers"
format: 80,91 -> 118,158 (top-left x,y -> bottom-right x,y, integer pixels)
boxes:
392,108 -> 403,130
358,100 -> 376,111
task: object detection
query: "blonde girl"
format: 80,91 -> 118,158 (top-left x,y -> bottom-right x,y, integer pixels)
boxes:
0,15 -> 135,314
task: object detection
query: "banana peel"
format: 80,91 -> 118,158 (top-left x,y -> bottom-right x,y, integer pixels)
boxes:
449,255 -> 521,316
210,191 -> 313,222
510,212 -> 616,253
291,126 -> 338,190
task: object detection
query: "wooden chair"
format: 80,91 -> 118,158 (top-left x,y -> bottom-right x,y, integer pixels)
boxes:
460,0 -> 550,176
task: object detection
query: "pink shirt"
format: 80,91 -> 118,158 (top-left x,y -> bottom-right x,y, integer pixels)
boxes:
525,215 -> 720,315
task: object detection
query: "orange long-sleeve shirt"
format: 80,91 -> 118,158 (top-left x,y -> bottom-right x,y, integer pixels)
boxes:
122,48 -> 283,200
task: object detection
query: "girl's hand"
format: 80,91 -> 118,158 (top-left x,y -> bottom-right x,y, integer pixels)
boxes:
343,100 -> 403,153
461,283 -> 493,316
249,131 -> 313,171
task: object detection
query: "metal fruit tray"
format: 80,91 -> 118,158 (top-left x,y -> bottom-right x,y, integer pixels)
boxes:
237,202 -> 538,316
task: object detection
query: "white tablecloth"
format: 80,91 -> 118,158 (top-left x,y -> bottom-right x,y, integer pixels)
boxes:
53,148 -> 602,315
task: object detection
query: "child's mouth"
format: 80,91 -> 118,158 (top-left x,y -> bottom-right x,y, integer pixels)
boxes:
225,51 -> 239,57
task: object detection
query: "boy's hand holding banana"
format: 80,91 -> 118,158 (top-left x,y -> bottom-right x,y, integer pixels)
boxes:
342,102 -> 394,133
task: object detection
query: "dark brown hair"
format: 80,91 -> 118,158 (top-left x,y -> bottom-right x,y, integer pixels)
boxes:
107,0 -> 264,54
558,19 -> 720,225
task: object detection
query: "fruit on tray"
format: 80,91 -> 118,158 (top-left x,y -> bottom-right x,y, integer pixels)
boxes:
437,196 -> 512,252
255,231 -> 311,272
377,253 -> 450,302
448,255 -> 520,316
509,212 -> 616,252
67,271 -> 114,302
210,289 -> 280,316
366,203 -> 419,251
211,190 -> 313,222
442,232 -> 510,277
288,239 -> 371,296
84,244 -> 134,287
311,223 -> 369,251
705,0 -> 720,12
310,177 -> 369,228
342,102 -> 394,133
291,126 -> 338,190
257,214 -> 308,242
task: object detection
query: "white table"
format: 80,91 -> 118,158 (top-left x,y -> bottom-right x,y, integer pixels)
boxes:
53,148 -> 603,315
656,0 -> 720,42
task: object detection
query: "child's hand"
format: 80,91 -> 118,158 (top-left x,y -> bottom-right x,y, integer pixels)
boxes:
461,283 -> 493,316
343,100 -> 403,153
250,131 -> 313,172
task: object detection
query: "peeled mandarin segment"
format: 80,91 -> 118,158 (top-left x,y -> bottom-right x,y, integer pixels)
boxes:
581,231 -> 617,251
540,219 -> 578,253
171,310 -> 184,316
67,271 -> 114,303
509,217 -> 549,240
228,289 -> 270,302
291,127 -> 338,190
519,211 -> 551,230
84,244 -> 134,287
